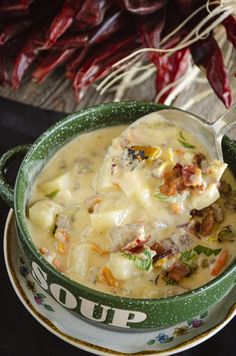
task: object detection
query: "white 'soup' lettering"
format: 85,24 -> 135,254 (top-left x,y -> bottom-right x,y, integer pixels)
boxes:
31,262 -> 147,327
32,261 -> 48,290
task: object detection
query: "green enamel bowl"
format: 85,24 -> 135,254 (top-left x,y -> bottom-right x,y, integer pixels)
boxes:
0,101 -> 236,330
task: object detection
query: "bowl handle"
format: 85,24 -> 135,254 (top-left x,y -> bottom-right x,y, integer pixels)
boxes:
0,144 -> 31,208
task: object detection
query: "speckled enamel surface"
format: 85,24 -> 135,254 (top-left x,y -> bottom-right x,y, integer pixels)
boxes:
1,101 -> 236,329
4,211 -> 236,354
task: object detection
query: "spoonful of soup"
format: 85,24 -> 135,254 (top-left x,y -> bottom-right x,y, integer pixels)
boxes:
94,105 -> 236,217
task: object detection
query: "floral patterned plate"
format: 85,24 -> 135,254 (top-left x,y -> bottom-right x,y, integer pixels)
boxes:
4,210 -> 236,356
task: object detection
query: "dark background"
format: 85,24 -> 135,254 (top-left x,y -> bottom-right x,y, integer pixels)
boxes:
0,97 -> 235,356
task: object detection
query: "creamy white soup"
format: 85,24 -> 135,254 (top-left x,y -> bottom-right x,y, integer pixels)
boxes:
27,113 -> 236,298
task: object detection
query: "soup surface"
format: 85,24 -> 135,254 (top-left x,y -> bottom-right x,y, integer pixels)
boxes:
28,112 -> 236,298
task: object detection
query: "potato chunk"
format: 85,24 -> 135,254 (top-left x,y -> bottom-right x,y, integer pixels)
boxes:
38,171 -> 71,196
108,252 -> 143,280
118,170 -> 151,206
190,184 -> 220,210
90,209 -> 131,232
29,199 -> 61,233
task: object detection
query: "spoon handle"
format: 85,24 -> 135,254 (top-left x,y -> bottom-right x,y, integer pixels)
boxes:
210,103 -> 236,161
211,103 -> 236,137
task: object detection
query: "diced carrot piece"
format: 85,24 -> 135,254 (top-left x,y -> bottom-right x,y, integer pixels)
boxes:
211,250 -> 228,276
90,243 -> 109,256
52,257 -> 64,272
39,247 -> 48,255
101,267 -> 118,287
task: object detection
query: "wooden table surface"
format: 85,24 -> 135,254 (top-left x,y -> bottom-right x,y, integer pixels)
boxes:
0,53 -> 235,121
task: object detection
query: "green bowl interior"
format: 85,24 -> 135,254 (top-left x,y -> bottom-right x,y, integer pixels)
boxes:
14,101 -> 236,305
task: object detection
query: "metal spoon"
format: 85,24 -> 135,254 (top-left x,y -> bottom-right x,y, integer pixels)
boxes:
145,102 -> 236,161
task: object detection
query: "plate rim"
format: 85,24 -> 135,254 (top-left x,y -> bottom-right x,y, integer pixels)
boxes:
3,209 -> 236,356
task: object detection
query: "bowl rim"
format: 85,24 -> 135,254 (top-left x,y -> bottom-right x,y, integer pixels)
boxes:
14,100 -> 236,305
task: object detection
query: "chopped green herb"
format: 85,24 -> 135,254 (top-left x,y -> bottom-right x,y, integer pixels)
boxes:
178,131 -> 195,149
154,191 -> 177,202
46,189 -> 59,199
123,250 -> 153,271
193,245 -> 221,257
181,249 -> 197,263
178,138 -> 195,149
179,131 -> 186,141
154,192 -> 171,201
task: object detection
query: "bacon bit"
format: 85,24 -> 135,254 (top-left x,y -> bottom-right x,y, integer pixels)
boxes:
211,250 -> 228,276
56,242 -> 67,255
182,165 -> 198,187
171,202 -> 182,214
54,229 -> 70,243
101,267 -> 118,287
39,247 -> 48,255
160,163 -> 184,196
160,182 -> 178,196
190,209 -> 204,217
188,221 -> 201,238
200,211 -> 215,236
122,235 -> 150,254
166,261 -> 191,282
193,153 -> 207,167
160,162 -> 204,196
209,203 -> 224,223
91,243 -> 109,256
173,162 -> 183,175
52,257 -> 64,272
151,242 -> 172,262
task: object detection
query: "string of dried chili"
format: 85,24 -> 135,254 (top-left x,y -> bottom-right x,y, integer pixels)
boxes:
72,33 -> 139,101
73,0 -> 112,31
223,15 -> 236,49
123,0 -> 167,15
151,48 -> 190,103
44,0 -> 82,49
190,34 -> 232,108
32,48 -> 76,83
139,6 -> 166,48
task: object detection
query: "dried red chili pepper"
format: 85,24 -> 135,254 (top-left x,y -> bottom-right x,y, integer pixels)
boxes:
89,9 -> 130,45
0,51 -> 8,84
72,33 -> 139,101
223,15 -> 236,49
11,23 -> 49,88
65,47 -> 90,80
190,34 -> 232,108
151,48 -> 190,103
52,32 -> 88,50
66,9 -> 131,80
0,0 -> 32,13
44,0 -> 82,49
73,0 -> 112,31
139,6 -> 166,48
0,0 -> 63,46
123,0 -> 166,15
0,20 -> 33,46
32,48 -> 75,83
